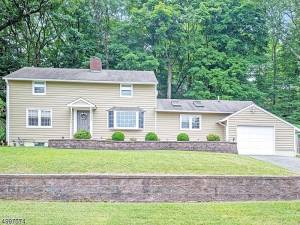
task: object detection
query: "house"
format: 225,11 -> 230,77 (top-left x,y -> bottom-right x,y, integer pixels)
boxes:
4,57 -> 300,156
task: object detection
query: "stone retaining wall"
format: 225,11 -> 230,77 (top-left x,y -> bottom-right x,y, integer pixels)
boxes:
0,174 -> 299,202
48,139 -> 237,154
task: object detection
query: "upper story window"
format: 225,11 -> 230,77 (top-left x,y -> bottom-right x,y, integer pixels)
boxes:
120,84 -> 133,97
108,110 -> 144,129
27,109 -> 52,128
32,81 -> 46,95
180,114 -> 201,130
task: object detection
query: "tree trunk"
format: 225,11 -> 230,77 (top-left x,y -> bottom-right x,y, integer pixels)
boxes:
104,31 -> 109,69
272,40 -> 278,106
104,6 -> 110,69
167,61 -> 172,99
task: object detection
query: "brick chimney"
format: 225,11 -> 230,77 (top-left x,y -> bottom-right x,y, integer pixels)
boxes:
90,57 -> 102,72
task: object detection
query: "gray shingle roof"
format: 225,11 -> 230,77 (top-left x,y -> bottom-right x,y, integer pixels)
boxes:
157,99 -> 253,113
4,67 -> 158,84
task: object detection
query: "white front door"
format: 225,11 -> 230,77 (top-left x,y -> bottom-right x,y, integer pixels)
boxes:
237,126 -> 275,155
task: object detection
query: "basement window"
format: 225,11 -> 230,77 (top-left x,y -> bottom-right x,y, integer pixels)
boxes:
34,142 -> 45,147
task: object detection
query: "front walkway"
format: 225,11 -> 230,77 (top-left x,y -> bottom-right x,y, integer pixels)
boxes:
251,155 -> 300,173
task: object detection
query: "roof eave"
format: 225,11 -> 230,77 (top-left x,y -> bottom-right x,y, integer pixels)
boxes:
156,109 -> 234,114
3,77 -> 158,85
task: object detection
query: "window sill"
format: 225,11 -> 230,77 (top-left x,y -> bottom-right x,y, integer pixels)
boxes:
180,128 -> 202,131
32,93 -> 46,95
26,126 -> 52,128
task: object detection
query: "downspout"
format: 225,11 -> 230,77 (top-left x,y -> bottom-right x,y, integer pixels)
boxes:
154,83 -> 157,134
90,107 -> 93,138
69,107 -> 73,139
294,128 -> 298,155
226,120 -> 229,142
5,80 -> 9,145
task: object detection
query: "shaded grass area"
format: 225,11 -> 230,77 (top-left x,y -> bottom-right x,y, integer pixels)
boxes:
0,147 -> 292,175
1,200 -> 300,225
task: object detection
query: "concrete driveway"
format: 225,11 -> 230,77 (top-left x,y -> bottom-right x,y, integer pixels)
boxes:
251,155 -> 300,173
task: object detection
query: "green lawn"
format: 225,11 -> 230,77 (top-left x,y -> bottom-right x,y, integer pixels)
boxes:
0,147 -> 292,175
1,200 -> 300,225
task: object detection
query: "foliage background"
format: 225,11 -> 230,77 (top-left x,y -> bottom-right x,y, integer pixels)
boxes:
0,0 -> 299,140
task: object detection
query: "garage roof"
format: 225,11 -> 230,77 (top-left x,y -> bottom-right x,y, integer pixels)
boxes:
157,99 -> 253,113
219,104 -> 300,131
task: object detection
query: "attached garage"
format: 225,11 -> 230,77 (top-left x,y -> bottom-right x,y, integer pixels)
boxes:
220,104 -> 299,156
237,126 -> 274,155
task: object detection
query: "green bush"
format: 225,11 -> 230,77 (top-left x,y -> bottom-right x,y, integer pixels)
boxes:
73,129 -> 91,139
177,133 -> 189,141
145,132 -> 159,141
206,133 -> 221,141
112,131 -> 125,141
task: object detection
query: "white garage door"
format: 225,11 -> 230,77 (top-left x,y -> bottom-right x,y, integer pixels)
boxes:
237,126 -> 275,155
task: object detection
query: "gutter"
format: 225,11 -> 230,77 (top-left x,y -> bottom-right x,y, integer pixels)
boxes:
156,110 -> 234,114
2,77 -> 158,85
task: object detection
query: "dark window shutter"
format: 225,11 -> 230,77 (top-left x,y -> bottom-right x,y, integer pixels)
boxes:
139,111 -> 144,128
108,111 -> 114,128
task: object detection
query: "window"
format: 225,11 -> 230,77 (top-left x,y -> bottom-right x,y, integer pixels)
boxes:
28,110 -> 39,126
192,116 -> 200,129
180,114 -> 201,130
138,111 -> 144,129
108,110 -> 144,129
41,110 -> 51,126
120,84 -> 133,97
108,111 -> 114,128
116,111 -> 137,128
27,109 -> 52,128
34,142 -> 45,147
181,115 -> 190,129
33,81 -> 46,95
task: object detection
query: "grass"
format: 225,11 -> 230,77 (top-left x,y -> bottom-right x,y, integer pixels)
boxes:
0,147 -> 292,175
1,200 -> 300,225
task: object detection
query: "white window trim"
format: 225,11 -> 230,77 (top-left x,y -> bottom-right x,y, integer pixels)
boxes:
32,81 -> 46,95
26,108 -> 52,128
120,84 -> 133,97
180,114 -> 202,130
112,111 -> 141,130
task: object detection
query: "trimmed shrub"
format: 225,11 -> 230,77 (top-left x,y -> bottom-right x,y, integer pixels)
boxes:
207,133 -> 221,141
177,133 -> 189,141
145,132 -> 159,141
112,131 -> 125,141
73,129 -> 91,139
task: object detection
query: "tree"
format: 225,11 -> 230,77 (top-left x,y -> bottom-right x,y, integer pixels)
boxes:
0,0 -> 54,31
0,0 -> 299,128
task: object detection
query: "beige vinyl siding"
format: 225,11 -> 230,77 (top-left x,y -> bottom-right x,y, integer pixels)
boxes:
9,80 -> 156,142
156,112 -> 228,141
227,105 -> 295,152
